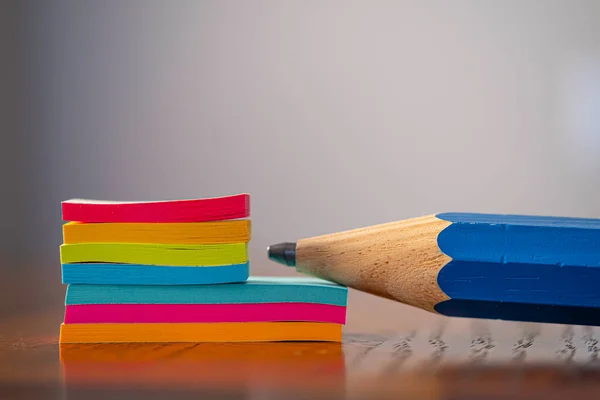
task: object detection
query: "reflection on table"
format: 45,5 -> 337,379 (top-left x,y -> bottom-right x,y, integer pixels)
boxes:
59,341 -> 346,397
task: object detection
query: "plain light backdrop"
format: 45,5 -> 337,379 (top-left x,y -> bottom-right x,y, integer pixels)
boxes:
4,0 -> 600,330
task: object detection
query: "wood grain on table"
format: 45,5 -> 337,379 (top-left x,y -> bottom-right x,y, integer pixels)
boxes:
3,262 -> 600,400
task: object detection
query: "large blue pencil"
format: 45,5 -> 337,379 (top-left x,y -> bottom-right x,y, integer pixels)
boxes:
268,213 -> 600,326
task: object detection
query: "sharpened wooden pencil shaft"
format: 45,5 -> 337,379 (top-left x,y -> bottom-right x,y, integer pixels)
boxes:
295,215 -> 452,312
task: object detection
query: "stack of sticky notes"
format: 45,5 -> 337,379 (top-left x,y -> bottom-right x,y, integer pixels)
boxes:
60,194 -> 252,286
58,194 -> 348,343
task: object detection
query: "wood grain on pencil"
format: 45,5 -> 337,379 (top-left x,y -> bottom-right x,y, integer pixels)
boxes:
296,214 -> 451,312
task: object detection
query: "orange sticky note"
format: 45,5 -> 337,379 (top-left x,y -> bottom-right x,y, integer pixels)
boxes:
62,220 -> 251,244
59,322 -> 342,343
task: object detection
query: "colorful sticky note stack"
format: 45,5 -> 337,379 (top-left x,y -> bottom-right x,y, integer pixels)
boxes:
58,194 -> 347,343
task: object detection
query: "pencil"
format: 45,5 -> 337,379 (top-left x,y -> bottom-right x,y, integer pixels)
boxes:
268,212 -> 600,326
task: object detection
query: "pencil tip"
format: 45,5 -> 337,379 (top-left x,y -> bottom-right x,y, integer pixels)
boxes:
267,242 -> 297,267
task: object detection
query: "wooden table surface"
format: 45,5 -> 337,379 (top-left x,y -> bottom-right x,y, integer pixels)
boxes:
3,262 -> 600,400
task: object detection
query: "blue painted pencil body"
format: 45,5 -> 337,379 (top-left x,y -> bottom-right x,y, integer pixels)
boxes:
435,213 -> 600,325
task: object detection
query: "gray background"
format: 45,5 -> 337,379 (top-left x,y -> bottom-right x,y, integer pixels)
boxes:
3,0 -> 600,329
